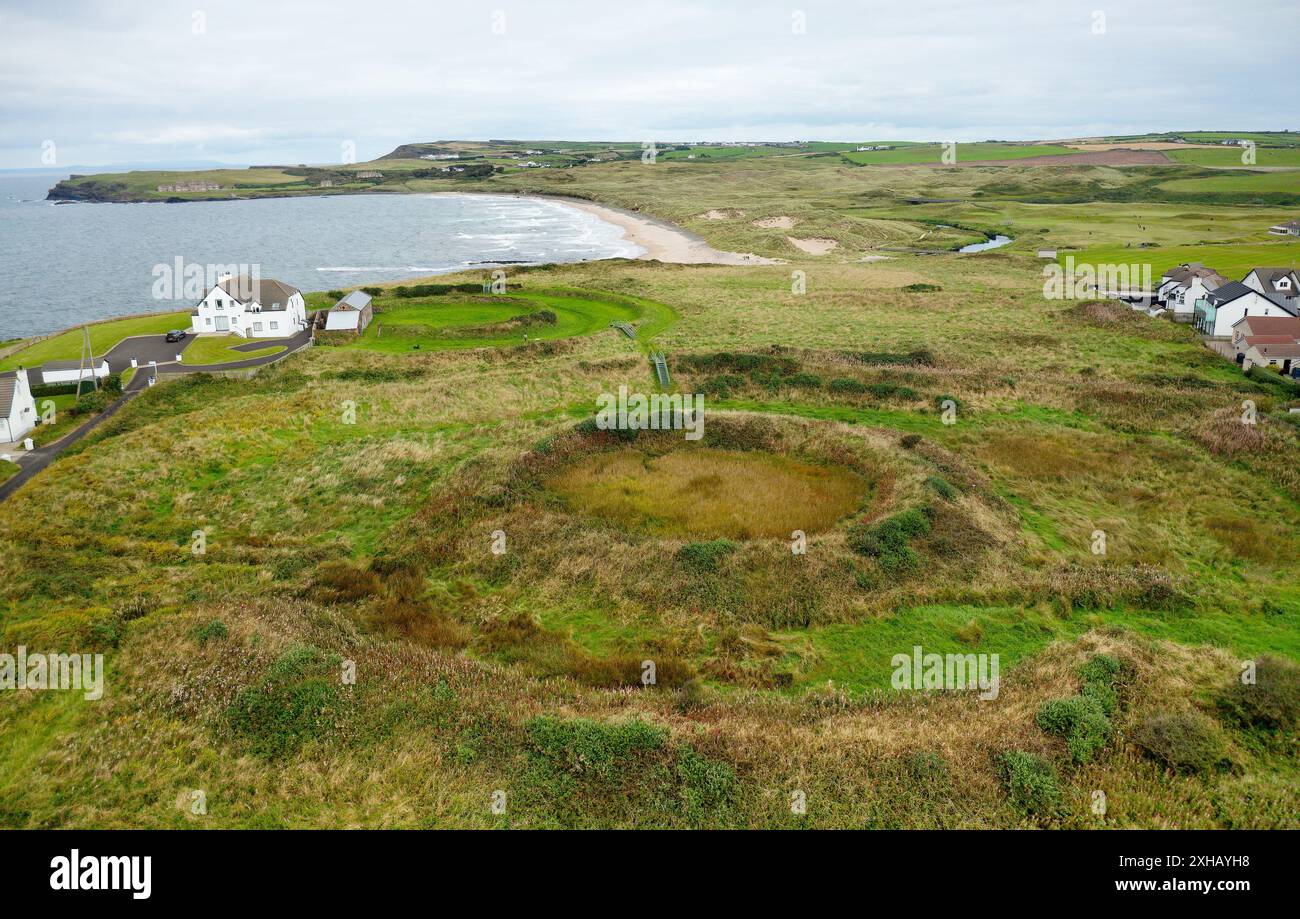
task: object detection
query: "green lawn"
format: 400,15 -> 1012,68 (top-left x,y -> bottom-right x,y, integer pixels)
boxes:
0,311 -> 192,371
343,289 -> 677,353
180,336 -> 286,365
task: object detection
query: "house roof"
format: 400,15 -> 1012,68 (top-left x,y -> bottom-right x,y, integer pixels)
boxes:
1248,341 -> 1300,359
1243,335 -> 1299,346
1233,314 -> 1300,335
216,276 -> 301,311
0,371 -> 17,418
1204,281 -> 1256,306
1269,220 -> 1300,230
331,290 -> 372,311
1246,267 -> 1300,294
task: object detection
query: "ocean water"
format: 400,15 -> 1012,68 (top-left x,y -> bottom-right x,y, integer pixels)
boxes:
0,174 -> 643,339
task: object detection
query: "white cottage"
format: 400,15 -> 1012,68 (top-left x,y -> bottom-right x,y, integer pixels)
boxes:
191,276 -> 308,338
0,368 -> 37,443
1194,281 -> 1298,338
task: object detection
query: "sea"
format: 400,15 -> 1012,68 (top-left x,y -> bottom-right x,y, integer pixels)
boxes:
0,173 -> 643,339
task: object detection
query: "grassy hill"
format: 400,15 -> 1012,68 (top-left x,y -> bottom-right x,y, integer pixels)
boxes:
4,142 -> 1299,829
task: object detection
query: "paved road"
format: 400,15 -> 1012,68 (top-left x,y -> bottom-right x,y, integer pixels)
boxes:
0,387 -> 141,503
0,325 -> 313,503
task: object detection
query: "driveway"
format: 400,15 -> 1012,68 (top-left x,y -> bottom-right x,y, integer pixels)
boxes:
0,387 -> 141,503
101,332 -> 195,373
158,324 -> 314,373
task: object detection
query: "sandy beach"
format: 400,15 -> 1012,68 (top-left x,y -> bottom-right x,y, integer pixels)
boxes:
459,192 -> 782,266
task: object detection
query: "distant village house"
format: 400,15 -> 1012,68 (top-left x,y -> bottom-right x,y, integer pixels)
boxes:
157,181 -> 223,193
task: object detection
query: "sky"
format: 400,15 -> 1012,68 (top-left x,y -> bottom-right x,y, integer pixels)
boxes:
1,0 -> 1296,169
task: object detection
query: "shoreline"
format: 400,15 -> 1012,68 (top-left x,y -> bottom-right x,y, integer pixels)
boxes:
426,191 -> 781,266
529,194 -> 782,266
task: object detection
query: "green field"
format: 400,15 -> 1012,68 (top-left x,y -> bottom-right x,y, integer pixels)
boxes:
1166,148 -> 1300,168
1062,240 -> 1300,280
842,143 -> 1077,165
1158,170 -> 1300,195
0,311 -> 191,371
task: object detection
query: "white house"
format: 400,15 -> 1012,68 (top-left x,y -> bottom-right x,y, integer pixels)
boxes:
1267,219 -> 1300,237
321,290 -> 374,333
1194,281 -> 1298,337
0,368 -> 37,443
1242,267 -> 1299,301
191,275 -> 308,339
1157,263 -> 1227,319
37,359 -> 110,385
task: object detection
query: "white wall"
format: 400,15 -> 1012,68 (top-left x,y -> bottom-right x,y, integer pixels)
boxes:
2,368 -> 37,442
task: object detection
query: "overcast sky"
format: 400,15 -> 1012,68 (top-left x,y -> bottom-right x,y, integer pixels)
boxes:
2,0 -> 1296,169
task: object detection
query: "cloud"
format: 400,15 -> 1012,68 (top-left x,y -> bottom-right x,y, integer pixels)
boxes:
0,0 -> 1295,168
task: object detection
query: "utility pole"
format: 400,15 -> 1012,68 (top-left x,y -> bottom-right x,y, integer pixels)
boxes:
76,326 -> 99,394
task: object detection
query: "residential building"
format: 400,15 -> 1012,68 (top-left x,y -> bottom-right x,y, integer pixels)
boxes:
191,276 -> 308,338
0,368 -> 37,443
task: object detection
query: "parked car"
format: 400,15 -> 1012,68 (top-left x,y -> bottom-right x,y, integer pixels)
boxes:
165,329 -> 187,343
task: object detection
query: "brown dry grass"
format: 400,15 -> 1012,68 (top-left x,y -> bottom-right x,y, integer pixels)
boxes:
546,446 -> 868,538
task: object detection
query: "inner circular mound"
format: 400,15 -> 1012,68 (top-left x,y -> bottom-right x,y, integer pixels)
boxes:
545,446 -> 868,539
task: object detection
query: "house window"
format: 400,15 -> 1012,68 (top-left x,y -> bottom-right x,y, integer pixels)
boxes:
253,322 -> 263,332
205,317 -> 212,327
270,321 -> 279,330
216,301 -> 223,310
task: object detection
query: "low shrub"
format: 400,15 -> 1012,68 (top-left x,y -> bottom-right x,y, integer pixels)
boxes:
1036,695 -> 1111,764
193,619 -> 229,645
848,507 -> 932,573
903,283 -> 942,292
996,750 -> 1061,817
677,539 -> 738,573
1132,710 -> 1230,774
1217,654 -> 1300,740
925,475 -> 959,500
829,377 -> 867,394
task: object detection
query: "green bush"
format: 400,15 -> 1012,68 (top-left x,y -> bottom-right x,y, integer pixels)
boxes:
1036,695 -> 1111,764
925,475 -> 959,500
848,507 -> 932,573
675,747 -> 736,822
526,716 -> 667,782
903,283 -> 942,292
997,750 -> 1061,817
1132,710 -> 1230,774
193,619 -> 229,645
829,377 -> 867,394
1217,655 -> 1300,739
677,539 -> 738,573
785,372 -> 822,388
